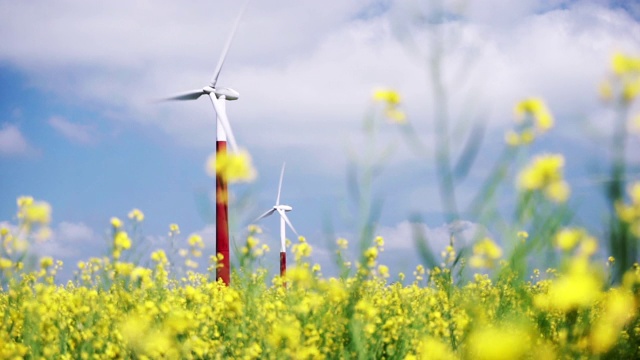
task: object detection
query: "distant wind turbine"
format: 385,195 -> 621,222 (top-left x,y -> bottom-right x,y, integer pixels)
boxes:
255,163 -> 299,279
161,0 -> 250,285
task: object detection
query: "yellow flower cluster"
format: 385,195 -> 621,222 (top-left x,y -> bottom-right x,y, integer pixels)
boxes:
517,153 -> 571,203
169,223 -> 180,233
373,88 -> 407,123
16,196 -> 52,226
128,208 -> 144,222
206,149 -> 257,184
600,53 -> 640,103
506,97 -> 554,146
616,182 -> 640,237
469,237 -> 503,269
3,198 -> 640,359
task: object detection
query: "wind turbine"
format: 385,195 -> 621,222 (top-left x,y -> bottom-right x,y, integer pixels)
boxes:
255,163 -> 299,279
162,1 -> 250,285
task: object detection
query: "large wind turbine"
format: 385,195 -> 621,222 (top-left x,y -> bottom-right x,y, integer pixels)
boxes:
255,163 -> 299,279
162,1 -> 250,285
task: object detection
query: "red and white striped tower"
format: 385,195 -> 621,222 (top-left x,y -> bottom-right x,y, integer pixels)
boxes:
215,113 -> 230,285
279,214 -> 287,279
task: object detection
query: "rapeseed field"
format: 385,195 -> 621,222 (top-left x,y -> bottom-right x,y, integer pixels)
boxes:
1,53 -> 640,359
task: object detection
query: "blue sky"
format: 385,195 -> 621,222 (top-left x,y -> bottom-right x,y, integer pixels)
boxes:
1,0 -> 639,281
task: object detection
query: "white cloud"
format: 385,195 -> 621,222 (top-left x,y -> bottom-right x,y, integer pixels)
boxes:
48,116 -> 96,145
0,2 -> 636,158
0,123 -> 33,156
38,221 -> 101,259
376,219 -> 487,251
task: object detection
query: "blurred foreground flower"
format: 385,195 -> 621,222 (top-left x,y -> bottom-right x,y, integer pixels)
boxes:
469,237 -> 503,269
128,208 -> 145,222
467,324 -> 533,360
169,223 -> 180,236
601,52 -> 640,103
506,97 -> 553,146
535,257 -> 603,312
373,88 -> 406,123
17,196 -> 51,226
590,288 -> 636,354
615,182 -> 640,236
207,149 -> 257,183
517,154 -> 570,203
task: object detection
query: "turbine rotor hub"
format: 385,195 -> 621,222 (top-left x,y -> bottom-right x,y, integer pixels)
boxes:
203,86 -> 239,101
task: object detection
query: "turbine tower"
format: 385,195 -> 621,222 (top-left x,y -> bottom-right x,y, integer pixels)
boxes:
255,163 -> 299,280
162,1 -> 250,285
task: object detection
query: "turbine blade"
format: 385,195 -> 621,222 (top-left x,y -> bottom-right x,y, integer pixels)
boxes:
276,163 -> 286,205
209,94 -> 239,153
210,0 -> 251,87
277,208 -> 299,238
254,208 -> 276,222
160,89 -> 205,101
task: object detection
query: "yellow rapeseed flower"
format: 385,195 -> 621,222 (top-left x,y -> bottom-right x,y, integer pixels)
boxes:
555,228 -> 583,251
610,53 -> 640,103
378,265 -> 389,278
517,154 -> 570,203
114,231 -> 132,250
385,108 -> 407,123
612,52 -> 640,76
373,88 -> 407,124
504,130 -> 521,146
18,199 -> 52,225
40,256 -> 54,269
470,237 -> 503,269
514,97 -> 554,130
616,182 -> 640,236
188,234 -> 204,248
535,258 -> 602,312
110,217 -> 123,229
373,88 -> 401,105
467,325 -> 532,360
507,98 -> 554,146
0,257 -> 12,269
336,238 -> 348,249
248,224 -> 262,234
415,336 -> 456,360
591,288 -> 636,354
207,149 -> 257,183
128,208 -> 144,222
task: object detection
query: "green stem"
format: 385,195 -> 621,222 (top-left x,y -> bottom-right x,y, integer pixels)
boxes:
429,28 -> 458,222
609,103 -> 632,282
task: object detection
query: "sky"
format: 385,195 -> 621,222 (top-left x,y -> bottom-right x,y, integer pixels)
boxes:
1,0 -> 640,281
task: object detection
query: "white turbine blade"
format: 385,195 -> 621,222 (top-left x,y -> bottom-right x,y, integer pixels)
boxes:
254,208 -> 276,222
210,0 -> 251,87
161,89 -> 205,101
277,208 -> 299,238
275,163 -> 286,205
209,94 -> 239,152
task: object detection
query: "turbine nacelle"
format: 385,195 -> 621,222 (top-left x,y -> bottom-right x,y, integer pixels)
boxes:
275,205 -> 293,212
203,86 -> 239,101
